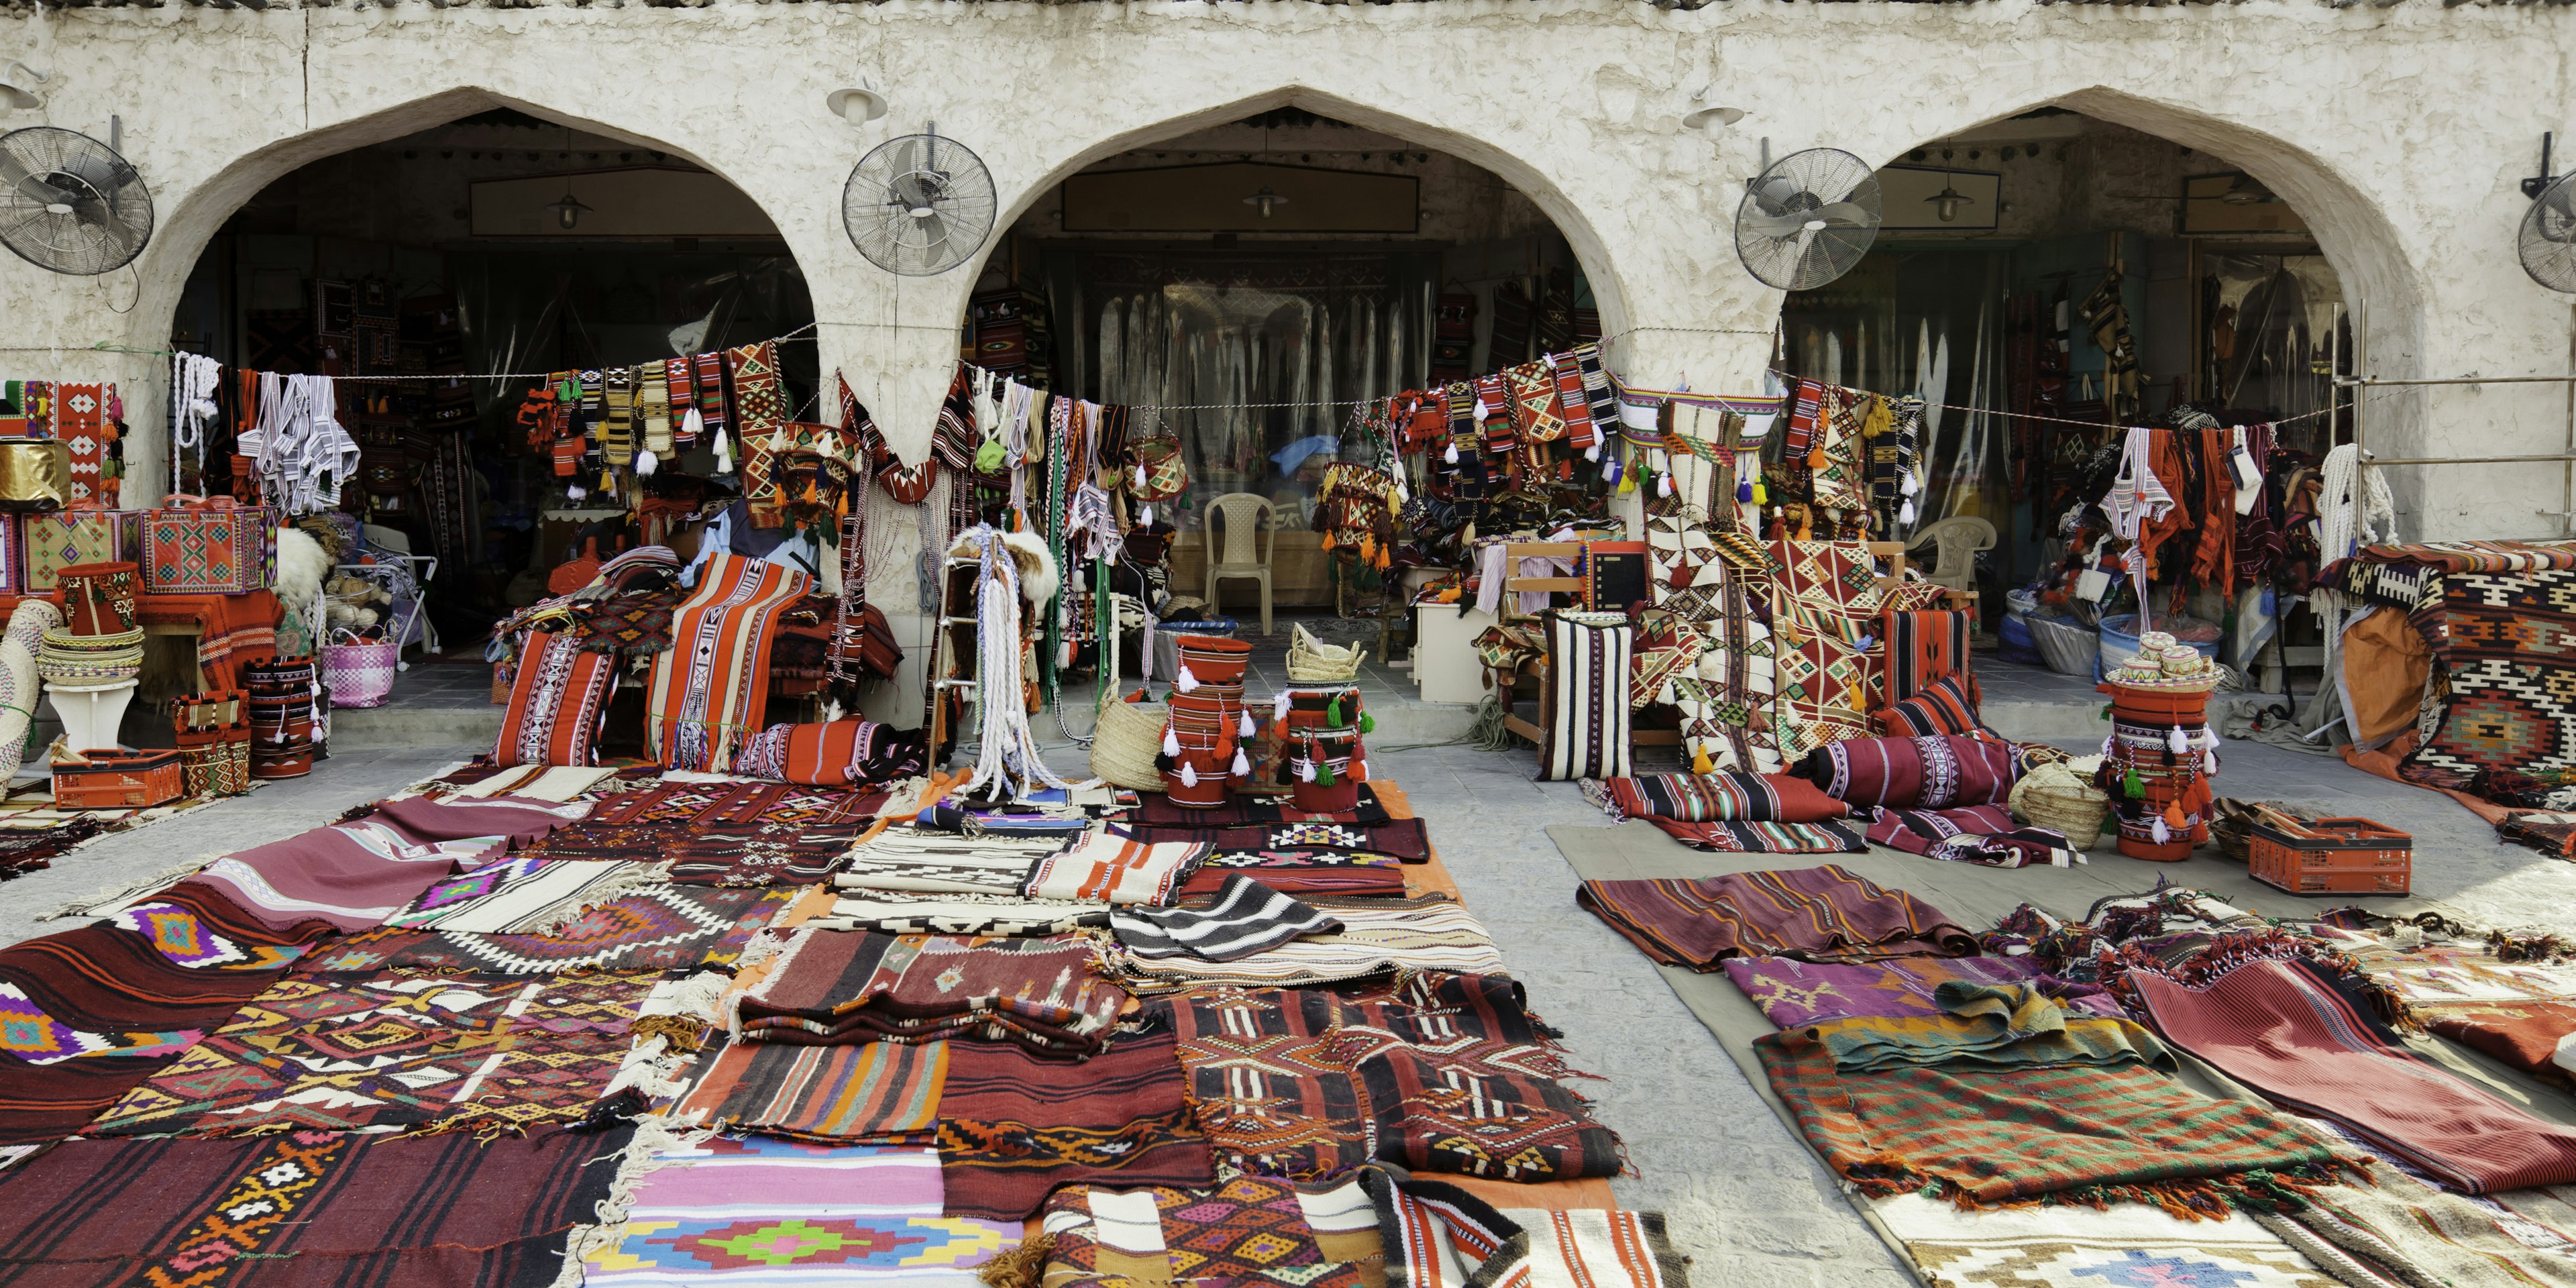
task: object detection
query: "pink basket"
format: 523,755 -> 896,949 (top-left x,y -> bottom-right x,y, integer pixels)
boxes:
321,640 -> 398,708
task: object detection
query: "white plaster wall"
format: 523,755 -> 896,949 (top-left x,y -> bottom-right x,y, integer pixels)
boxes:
1,0 -> 2571,542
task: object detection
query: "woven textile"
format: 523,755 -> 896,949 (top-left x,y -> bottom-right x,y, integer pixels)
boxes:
810,894 -> 1106,936
733,719 -> 928,788
836,830 -> 1063,896
1110,876 -> 1340,962
1772,630 -> 1874,759
1866,804 -> 2082,869
1352,1044 -> 1621,1181
1868,1192 -> 2346,1288
2422,1000 -> 2576,1081
1169,986 -> 1372,1179
527,779 -> 877,883
2281,1164 -> 2576,1288
582,1138 -> 1016,1285
1627,613 -> 1705,710
1645,515 -> 1733,621
1539,610 -> 1631,782
1118,818 -> 1432,863
185,794 -> 594,933
0,1123 -> 629,1286
494,628 -> 618,767
1025,833 -> 1210,905
737,930 -> 1129,1056
1756,1026 -> 2347,1213
1671,564 -> 1784,773
1882,610 -> 1976,706
385,855 -> 662,932
1133,788 -> 1391,828
0,885 -> 325,1145
1798,734 -> 2016,810
1179,851 -> 1407,900
1037,1173 -> 1383,1288
676,1039 -> 949,1142
1792,983 -> 2169,1075
1770,539 -> 1884,644
2131,957 -> 2576,1193
86,969 -> 653,1137
1590,772 -> 1850,824
1723,955 -> 2125,1028
2400,570 -> 2576,836
1873,676 -> 2001,742
936,1008 -> 1215,1220
1368,1169 -> 1688,1288
1623,816 -> 1868,855
1577,865 -> 1976,971
1115,896 -> 1504,991
303,885 -> 793,975
646,553 -> 812,772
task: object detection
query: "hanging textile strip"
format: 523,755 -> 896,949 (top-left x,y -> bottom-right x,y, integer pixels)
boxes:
600,367 -> 635,470
731,341 -> 790,524
52,383 -> 113,508
1783,378 -> 1824,460
1570,343 -> 1618,447
1474,374 -> 1515,455
692,351 -> 731,440
827,376 -> 875,689
664,356 -> 698,449
638,360 -> 672,458
645,552 -> 813,771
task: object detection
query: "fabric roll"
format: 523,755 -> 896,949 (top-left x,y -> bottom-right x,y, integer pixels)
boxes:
1798,733 -> 2017,809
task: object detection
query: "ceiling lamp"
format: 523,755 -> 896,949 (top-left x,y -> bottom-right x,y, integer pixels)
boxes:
1243,186 -> 1289,219
2219,171 -> 2275,206
1680,89 -> 1743,133
826,80 -> 889,125
547,186 -> 593,231
1927,148 -> 1974,223
0,61 -> 46,111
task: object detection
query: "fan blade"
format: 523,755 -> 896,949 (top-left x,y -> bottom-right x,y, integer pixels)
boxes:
1743,209 -> 1816,239
1811,203 -> 1875,228
914,209 -> 949,253
0,146 -> 64,210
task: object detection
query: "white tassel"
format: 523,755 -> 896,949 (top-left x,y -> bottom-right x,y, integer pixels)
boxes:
566,482 -> 587,501
1274,690 -> 1291,722
2151,816 -> 2171,844
682,406 -> 704,443
1232,747 -> 1251,777
1162,727 -> 1180,757
1901,470 -> 1920,497
1603,457 -> 1621,486
2200,727 -> 2222,749
1584,440 -> 1601,463
1175,664 -> 1198,693
1239,710 -> 1256,739
1134,464 -> 1148,490
1658,678 -> 1677,706
2204,749 -> 2219,775
1299,757 -> 1317,783
635,448 -> 658,477
1443,441 -> 1460,466
2167,727 -> 2188,754
1179,762 -> 1198,788
1139,504 -> 1154,526
1658,472 -> 1674,498
1355,759 -> 1368,782
712,427 -> 734,475
1897,499 -> 1916,527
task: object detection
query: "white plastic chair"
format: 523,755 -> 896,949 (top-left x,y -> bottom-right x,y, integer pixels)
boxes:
1905,516 -> 1997,592
1202,493 -> 1278,635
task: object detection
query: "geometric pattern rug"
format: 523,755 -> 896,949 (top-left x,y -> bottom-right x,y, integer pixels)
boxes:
2402,567 -> 2576,794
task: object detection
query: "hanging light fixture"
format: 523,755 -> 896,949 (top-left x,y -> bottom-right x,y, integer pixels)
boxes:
1242,121 -> 1289,220
545,125 -> 592,230
1927,147 -> 1974,224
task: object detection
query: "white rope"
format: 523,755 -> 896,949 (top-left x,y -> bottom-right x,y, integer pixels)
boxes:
168,352 -> 221,487
2316,443 -> 2396,571
957,525 -> 1087,803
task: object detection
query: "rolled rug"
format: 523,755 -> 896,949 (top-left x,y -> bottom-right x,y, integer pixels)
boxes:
0,607 -> 42,781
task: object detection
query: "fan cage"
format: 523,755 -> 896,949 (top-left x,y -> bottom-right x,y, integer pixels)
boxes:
0,125 -> 155,277
842,132 -> 998,278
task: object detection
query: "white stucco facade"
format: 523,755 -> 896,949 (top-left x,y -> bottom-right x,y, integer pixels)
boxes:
2,0 -> 2571,543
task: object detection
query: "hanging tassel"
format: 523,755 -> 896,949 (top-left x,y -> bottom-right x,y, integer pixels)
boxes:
682,407 -> 704,443
1897,498 -> 1915,527
2123,767 -> 2144,798
1155,751 -> 1173,772
1274,690 -> 1291,722
1737,478 -> 1754,504
1299,757 -> 1317,783
1584,440 -> 1601,463
1232,747 -> 1252,777
1162,727 -> 1181,758
636,448 -> 659,477
1845,680 -> 1867,711
1326,696 -> 1344,729
1134,464 -> 1148,490
1900,470 -> 1920,497
2151,815 -> 2171,845
1751,480 -> 1768,506
1239,710 -> 1256,739
1807,445 -> 1828,470
1443,441 -> 1460,466
599,468 -> 615,492
1658,472 -> 1674,499
1179,762 -> 1199,788
1138,504 -> 1154,526
712,427 -> 735,475
1175,665 -> 1199,693
1315,759 -> 1334,787
1619,468 -> 1638,495
2204,749 -> 2219,775
567,482 -> 587,501
1657,678 -> 1677,706
2167,727 -> 2188,755
1601,456 -> 1621,487
1358,711 -> 1375,735
1691,745 -> 1715,775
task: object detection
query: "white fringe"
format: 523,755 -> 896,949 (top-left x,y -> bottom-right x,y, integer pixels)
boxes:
549,1114 -> 718,1288
42,856 -> 217,921
722,930 -> 797,1038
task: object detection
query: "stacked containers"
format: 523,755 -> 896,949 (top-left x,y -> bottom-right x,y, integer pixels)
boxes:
1268,682 -> 1374,814
173,690 -> 253,797
244,655 -> 319,779
1159,635 -> 1256,808
2095,680 -> 2219,862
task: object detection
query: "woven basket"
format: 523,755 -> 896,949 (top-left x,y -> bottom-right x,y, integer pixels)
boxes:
1089,692 -> 1169,791
2010,763 -> 2110,842
1286,623 -> 1365,683
321,639 -> 398,708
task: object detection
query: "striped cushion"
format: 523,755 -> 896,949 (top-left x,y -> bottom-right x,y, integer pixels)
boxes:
1872,676 -> 2002,743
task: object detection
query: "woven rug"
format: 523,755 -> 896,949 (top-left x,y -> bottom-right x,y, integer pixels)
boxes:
2400,568 -> 2576,806
85,969 -> 655,1138
1039,1173 -> 1383,1288
2131,957 -> 2576,1194
735,930 -> 1129,1056
645,552 -> 811,772
1179,851 -> 1408,899
384,855 -> 664,932
1868,1192 -> 2346,1288
1722,955 -> 2125,1027
0,1123 -> 631,1284
1112,895 -> 1505,991
1116,818 -> 1431,863
934,1006 -> 1216,1220
580,1138 -> 1015,1285
676,1040 -> 948,1143
1538,610 -> 1632,782
301,885 -> 793,975
1576,864 -> 1977,971
183,794 -> 596,934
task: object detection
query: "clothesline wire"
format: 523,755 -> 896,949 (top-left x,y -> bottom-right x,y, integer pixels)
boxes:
1757,368 -> 2345,434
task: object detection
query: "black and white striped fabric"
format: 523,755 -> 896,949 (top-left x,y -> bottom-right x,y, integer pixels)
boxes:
1540,610 -> 1633,782
1108,875 -> 1343,962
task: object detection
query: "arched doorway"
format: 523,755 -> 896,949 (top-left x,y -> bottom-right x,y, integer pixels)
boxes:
1776,105 -> 2351,681
167,107 -> 815,642
953,107 -> 1601,617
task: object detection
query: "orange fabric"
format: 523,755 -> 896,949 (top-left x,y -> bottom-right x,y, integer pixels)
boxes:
2189,426 -> 2235,598
2341,733 -> 2514,826
2341,610 -> 2432,748
2136,433 -> 2193,602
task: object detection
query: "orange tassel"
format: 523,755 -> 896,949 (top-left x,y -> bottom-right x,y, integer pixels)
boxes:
1320,532 -> 1337,551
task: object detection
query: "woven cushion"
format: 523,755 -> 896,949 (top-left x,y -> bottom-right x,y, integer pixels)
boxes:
1872,676 -> 2004,744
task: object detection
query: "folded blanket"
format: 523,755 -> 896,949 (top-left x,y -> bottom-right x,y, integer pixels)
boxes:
1865,804 -> 2083,869
1794,982 -> 2171,1074
1024,833 -> 1212,905
735,930 -> 1129,1056
1110,875 -> 1340,962
1578,865 -> 1977,970
1635,816 -> 1868,855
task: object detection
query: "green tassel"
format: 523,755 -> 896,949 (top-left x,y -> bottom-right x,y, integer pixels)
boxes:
1358,711 -> 1376,735
1326,698 -> 1344,729
2123,767 -> 2144,799
1316,760 -> 1334,787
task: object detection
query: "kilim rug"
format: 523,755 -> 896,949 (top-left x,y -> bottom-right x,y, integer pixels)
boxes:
935,1004 -> 1216,1220
0,1122 -> 631,1284
1576,865 -> 1976,970
385,855 -> 665,932
184,794 -> 596,934
1170,985 -> 1373,1179
301,885 -> 794,975
1538,610 -> 1632,782
521,779 -> 879,888
1115,818 -> 1432,863
1722,955 -> 2126,1027
676,1039 -> 948,1143
1024,833 -> 1210,904
1868,1192 -> 2346,1288
2400,568 -> 2576,808
1133,788 -> 1391,827
1178,851 -> 1408,899
2129,957 -> 2576,1193
581,1138 -> 1016,1285
1038,1173 -> 1385,1288
645,553 -> 812,772
2279,1167 -> 2576,1288
1114,896 -> 1505,991
834,830 -> 1065,896
0,885 -> 327,1145
808,894 -> 1107,936
85,969 -> 655,1137
1755,1026 -> 2348,1213
1110,875 -> 1340,962
735,930 -> 1130,1056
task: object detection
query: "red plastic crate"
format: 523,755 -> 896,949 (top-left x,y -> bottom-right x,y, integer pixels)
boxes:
52,749 -> 185,809
2248,816 -> 2411,896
